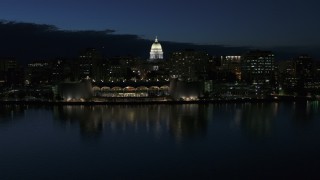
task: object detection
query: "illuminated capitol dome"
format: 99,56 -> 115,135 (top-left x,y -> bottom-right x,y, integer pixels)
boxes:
149,37 -> 163,60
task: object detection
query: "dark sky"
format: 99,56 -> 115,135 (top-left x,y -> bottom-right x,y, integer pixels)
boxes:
1,0 -> 320,47
0,21 -> 253,62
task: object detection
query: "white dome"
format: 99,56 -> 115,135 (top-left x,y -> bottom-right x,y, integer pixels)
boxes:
149,37 -> 163,60
151,42 -> 162,51
150,38 -> 163,51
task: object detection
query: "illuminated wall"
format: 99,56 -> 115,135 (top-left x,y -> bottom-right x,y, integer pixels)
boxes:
170,78 -> 204,100
58,79 -> 93,100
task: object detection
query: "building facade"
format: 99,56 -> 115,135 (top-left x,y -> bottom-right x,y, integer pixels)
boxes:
169,50 -> 210,81
241,50 -> 275,85
149,37 -> 163,61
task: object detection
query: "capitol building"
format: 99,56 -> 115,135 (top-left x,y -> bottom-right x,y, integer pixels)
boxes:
149,37 -> 163,61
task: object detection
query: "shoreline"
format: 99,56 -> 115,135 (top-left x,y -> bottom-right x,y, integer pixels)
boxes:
0,97 -> 318,105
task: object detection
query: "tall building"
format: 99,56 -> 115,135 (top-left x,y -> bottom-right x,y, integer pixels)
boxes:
51,59 -> 73,83
278,55 -> 317,95
169,50 -> 210,81
241,50 -> 275,85
278,60 -> 297,90
294,55 -> 313,94
26,61 -> 51,84
77,48 -> 104,81
220,55 -> 242,81
0,58 -> 23,85
0,59 -> 17,84
105,57 -> 128,82
149,37 -> 163,61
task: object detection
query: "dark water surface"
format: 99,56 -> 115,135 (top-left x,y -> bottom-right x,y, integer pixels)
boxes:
1,102 -> 320,179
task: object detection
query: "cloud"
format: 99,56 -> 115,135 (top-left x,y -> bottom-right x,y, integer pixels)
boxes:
0,20 -> 318,63
0,21 -> 151,62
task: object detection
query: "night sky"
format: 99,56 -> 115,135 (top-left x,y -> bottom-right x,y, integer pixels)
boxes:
1,0 -> 320,47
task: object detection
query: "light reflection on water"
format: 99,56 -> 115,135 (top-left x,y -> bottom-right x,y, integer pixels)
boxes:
0,102 -> 320,179
1,102 -> 319,140
52,104 -> 209,141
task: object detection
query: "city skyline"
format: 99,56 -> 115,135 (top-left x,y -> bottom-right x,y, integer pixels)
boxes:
1,0 -> 320,47
0,20 -> 319,63
1,1 -> 320,179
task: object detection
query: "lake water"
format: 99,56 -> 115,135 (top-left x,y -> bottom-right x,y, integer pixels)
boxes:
1,102 -> 320,179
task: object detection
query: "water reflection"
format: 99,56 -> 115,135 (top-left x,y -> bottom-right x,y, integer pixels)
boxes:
168,105 -> 208,141
53,104 -> 208,140
0,105 -> 26,124
2,102 -> 318,141
292,102 -> 317,123
238,103 -> 277,137
52,102 -> 320,140
227,102 -> 318,138
1,103 -> 320,179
